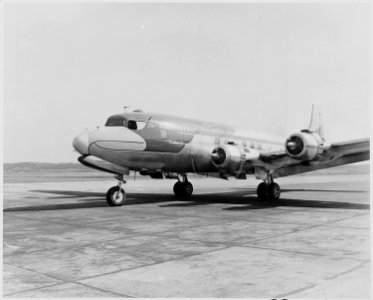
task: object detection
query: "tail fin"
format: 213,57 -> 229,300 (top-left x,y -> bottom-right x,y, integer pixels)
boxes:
308,104 -> 325,141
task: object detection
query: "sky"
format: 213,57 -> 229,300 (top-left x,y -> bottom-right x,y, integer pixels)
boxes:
3,2 -> 370,162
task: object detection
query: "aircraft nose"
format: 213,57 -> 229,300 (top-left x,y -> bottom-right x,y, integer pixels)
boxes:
73,132 -> 90,155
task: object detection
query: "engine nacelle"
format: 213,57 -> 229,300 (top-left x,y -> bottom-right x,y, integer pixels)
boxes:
211,145 -> 246,175
285,131 -> 324,161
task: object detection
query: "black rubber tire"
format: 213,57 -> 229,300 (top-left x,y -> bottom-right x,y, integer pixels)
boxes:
268,182 -> 281,201
173,181 -> 184,197
106,186 -> 126,206
257,182 -> 268,201
257,182 -> 281,201
183,182 -> 193,197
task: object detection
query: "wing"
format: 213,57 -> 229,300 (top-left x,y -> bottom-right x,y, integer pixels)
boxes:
250,104 -> 369,179
254,138 -> 369,179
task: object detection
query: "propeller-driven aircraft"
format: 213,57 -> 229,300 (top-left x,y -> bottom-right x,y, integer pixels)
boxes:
73,106 -> 369,206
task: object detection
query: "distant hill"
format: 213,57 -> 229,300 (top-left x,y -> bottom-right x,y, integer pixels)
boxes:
3,162 -> 89,172
3,161 -> 369,174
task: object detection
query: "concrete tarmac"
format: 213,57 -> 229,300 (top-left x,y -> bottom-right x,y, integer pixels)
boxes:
3,166 -> 370,297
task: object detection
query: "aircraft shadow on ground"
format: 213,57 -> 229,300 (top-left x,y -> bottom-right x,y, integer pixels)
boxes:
3,201 -> 107,212
161,192 -> 370,210
233,187 -> 368,194
222,196 -> 370,210
3,189 -> 369,212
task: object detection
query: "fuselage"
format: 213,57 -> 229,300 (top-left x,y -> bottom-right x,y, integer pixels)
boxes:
73,109 -> 284,175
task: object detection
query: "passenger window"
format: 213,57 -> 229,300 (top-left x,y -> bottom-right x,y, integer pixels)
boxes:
127,120 -> 137,130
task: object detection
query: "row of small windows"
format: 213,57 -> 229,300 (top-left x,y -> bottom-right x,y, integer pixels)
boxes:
216,138 -> 264,150
244,141 -> 263,150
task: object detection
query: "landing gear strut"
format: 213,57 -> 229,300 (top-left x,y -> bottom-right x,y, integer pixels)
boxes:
173,174 -> 193,198
257,173 -> 281,201
106,174 -> 127,206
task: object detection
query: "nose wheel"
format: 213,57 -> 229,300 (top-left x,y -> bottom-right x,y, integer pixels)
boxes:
257,173 -> 281,201
173,174 -> 193,198
106,174 -> 127,206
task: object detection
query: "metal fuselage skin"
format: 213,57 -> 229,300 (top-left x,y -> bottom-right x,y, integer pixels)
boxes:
74,111 -> 284,175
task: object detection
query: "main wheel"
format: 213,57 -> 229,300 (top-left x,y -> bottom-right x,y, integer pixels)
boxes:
267,182 -> 281,201
173,181 -> 184,197
257,182 -> 281,201
257,182 -> 268,201
106,186 -> 126,206
183,182 -> 193,197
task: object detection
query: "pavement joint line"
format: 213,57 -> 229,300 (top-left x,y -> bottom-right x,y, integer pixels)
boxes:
3,270 -> 133,298
74,281 -> 134,298
274,283 -> 319,299
3,282 -> 68,297
235,211 -> 370,245
274,260 -> 370,298
4,262 -> 66,283
237,244 -> 369,262
3,263 -> 66,297
321,224 -> 370,230
325,259 -> 370,280
5,257 -> 154,295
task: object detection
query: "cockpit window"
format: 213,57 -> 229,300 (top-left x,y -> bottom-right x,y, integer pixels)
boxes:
127,120 -> 147,130
127,120 -> 137,130
105,116 -> 147,130
105,117 -> 126,127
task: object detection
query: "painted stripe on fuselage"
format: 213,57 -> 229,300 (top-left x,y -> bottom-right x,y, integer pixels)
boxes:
113,111 -> 284,154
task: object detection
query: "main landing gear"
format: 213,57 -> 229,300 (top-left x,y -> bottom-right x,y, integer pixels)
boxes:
106,174 -> 127,206
173,174 -> 193,198
256,173 -> 281,201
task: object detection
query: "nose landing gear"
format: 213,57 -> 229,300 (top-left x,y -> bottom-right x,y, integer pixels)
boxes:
173,174 -> 193,198
106,174 -> 127,206
256,173 -> 281,201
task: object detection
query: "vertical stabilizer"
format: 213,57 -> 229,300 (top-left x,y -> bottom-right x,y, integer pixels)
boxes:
308,104 -> 325,141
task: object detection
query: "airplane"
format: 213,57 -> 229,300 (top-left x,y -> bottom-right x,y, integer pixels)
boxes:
73,105 -> 370,206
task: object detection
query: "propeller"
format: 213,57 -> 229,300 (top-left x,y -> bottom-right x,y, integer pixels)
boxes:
285,136 -> 304,155
211,147 -> 226,166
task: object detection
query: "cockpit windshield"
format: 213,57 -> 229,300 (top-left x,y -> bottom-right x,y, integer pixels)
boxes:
105,116 -> 126,127
105,115 -> 146,130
